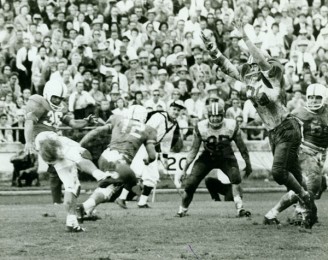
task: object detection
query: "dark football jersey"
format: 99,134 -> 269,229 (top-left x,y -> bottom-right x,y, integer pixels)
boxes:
25,95 -> 71,138
293,106 -> 328,149
109,116 -> 157,162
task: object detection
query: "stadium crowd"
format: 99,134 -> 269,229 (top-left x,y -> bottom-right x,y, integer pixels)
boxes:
0,0 -> 327,143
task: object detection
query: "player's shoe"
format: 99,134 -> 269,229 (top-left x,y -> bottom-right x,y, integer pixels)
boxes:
299,193 -> 317,229
175,211 -> 188,218
76,204 -> 101,223
263,217 -> 280,225
138,204 -> 151,208
115,198 -> 128,209
66,226 -> 85,233
238,209 -> 251,218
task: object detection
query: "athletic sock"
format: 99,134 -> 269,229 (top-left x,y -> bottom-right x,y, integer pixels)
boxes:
119,188 -> 129,200
83,198 -> 96,215
66,214 -> 79,227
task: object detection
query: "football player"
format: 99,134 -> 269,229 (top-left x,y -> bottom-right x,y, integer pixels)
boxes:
24,80 -> 110,203
264,84 -> 328,225
35,131 -> 95,232
77,105 -> 157,219
128,101 -> 185,208
176,102 -> 252,217
200,20 -> 317,228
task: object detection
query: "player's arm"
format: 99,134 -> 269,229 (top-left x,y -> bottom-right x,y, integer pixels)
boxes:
233,19 -> 271,71
144,141 -> 157,164
201,31 -> 242,81
66,114 -> 97,129
183,127 -> 202,173
24,102 -> 43,153
233,125 -> 252,178
79,124 -> 112,148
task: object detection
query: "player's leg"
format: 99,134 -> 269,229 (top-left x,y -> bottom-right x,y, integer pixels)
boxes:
221,158 -> 249,217
115,163 -> 138,209
48,165 -> 63,204
176,157 -> 211,217
205,177 -> 232,201
138,160 -> 159,208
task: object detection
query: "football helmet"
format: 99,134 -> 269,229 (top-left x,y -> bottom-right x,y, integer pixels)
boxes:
43,80 -> 67,111
306,83 -> 327,111
207,102 -> 225,128
127,105 -> 148,123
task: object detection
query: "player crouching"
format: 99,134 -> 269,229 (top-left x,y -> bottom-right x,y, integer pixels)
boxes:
36,132 -> 109,232
176,102 -> 252,217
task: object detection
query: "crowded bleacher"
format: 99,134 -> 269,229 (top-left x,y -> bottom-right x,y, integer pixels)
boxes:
0,0 -> 327,144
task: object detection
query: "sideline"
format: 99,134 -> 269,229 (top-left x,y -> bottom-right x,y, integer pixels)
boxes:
0,187 -> 287,196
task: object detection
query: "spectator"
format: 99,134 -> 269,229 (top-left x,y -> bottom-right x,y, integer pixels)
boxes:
287,84 -> 306,112
89,78 -> 105,106
184,88 -> 205,120
94,100 -> 112,125
0,113 -> 13,143
11,109 -> 25,144
111,97 -> 128,117
225,98 -> 243,120
144,88 -> 167,111
68,82 -> 96,119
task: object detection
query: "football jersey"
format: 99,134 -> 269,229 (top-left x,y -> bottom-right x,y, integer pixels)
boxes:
25,95 -> 71,138
293,106 -> 328,149
196,118 -> 238,156
109,116 -> 157,162
241,62 -> 290,130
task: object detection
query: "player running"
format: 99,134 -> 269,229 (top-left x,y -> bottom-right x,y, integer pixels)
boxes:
264,84 -> 328,226
200,20 -> 317,229
77,105 -> 157,220
176,102 -> 252,217
35,131 -> 94,232
24,80 -> 110,202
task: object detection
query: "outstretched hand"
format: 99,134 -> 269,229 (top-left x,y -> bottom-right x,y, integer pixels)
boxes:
83,114 -> 97,125
232,18 -> 246,38
200,31 -> 214,51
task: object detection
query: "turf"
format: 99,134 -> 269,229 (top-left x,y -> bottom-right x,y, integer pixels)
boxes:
1,193 -> 328,260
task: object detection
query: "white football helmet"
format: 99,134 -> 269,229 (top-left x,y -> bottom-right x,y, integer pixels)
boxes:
208,102 -> 225,128
34,131 -> 59,151
306,83 -> 327,111
43,80 -> 68,111
128,105 -> 148,123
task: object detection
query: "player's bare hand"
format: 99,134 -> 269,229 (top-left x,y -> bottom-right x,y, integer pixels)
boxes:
24,142 -> 36,155
200,31 -> 213,50
232,18 -> 246,37
243,164 -> 253,178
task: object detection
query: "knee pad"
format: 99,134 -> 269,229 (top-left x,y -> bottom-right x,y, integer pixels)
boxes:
229,167 -> 241,184
94,186 -> 114,200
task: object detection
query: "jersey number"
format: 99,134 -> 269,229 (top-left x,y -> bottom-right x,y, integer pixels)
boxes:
42,111 -> 63,127
121,120 -> 145,139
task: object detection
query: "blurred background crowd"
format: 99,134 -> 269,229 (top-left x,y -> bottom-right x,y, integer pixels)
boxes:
0,0 -> 327,144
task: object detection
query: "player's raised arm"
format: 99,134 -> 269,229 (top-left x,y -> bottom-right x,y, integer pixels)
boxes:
233,18 -> 271,71
200,31 -> 241,81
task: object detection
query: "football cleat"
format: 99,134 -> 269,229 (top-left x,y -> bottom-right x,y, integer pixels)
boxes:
175,211 -> 188,218
238,209 -> 251,218
263,217 -> 280,225
66,226 -> 85,233
138,204 -> 151,208
115,198 -> 128,209
299,193 -> 317,229
76,204 -> 101,223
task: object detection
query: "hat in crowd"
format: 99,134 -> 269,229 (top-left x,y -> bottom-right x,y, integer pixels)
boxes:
191,43 -> 203,52
105,70 -> 114,78
299,28 -> 307,34
313,14 -> 323,21
92,19 -> 102,25
297,12 -> 306,17
274,12 -> 282,17
158,69 -> 168,75
298,40 -> 309,46
82,69 -> 93,76
110,88 -> 120,95
147,8 -> 156,15
170,100 -> 185,110
172,43 -> 184,52
194,53 -> 203,59
128,53 -> 139,62
206,85 -> 218,92
176,52 -> 186,58
122,35 -> 130,42
230,30 -> 241,39
5,23 -> 14,29
33,13 -> 42,19
177,66 -> 188,73
135,71 -> 144,78
292,84 -> 302,93
190,88 -> 201,94
112,59 -> 122,66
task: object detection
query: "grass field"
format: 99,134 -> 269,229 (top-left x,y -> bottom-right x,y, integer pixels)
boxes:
1,192 -> 328,260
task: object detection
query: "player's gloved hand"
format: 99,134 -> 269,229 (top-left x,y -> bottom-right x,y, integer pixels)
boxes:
243,164 -> 252,178
143,157 -> 150,165
200,31 -> 220,59
24,142 -> 36,155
